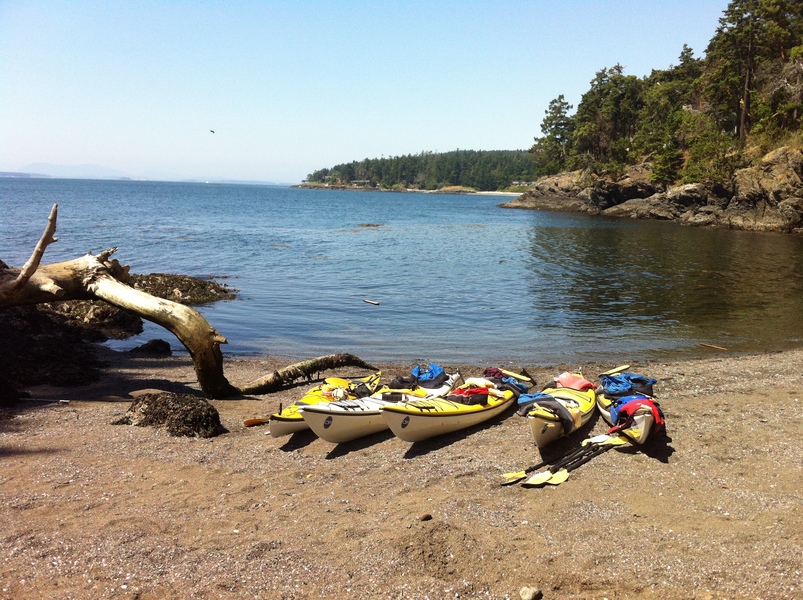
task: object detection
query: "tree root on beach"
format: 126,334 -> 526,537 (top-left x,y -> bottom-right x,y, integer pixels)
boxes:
237,354 -> 378,395
0,204 -> 377,399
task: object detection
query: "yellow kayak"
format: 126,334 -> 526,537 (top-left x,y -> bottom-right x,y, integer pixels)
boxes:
381,377 -> 515,442
526,385 -> 597,448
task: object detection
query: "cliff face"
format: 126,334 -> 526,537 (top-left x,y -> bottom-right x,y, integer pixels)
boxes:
502,146 -> 803,234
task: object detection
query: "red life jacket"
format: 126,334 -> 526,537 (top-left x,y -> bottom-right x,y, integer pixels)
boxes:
609,397 -> 665,435
447,386 -> 490,406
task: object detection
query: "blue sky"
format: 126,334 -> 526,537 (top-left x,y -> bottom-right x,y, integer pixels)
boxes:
1,1 -> 728,184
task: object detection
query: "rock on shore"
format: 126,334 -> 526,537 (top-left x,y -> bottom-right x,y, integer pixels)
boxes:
503,146 -> 803,234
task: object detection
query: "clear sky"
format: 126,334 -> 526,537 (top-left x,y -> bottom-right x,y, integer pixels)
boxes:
1,0 -> 728,184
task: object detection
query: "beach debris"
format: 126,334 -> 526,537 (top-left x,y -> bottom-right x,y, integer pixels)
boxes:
699,342 -> 728,351
113,391 -> 224,438
1,204 -> 379,400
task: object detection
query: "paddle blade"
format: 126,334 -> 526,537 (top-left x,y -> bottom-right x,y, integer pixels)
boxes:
243,417 -> 271,427
546,469 -> 570,485
521,469 -> 554,487
606,435 -> 630,446
500,471 -> 527,486
582,433 -> 629,447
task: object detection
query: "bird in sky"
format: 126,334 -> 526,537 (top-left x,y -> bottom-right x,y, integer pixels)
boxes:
210,129 -> 215,134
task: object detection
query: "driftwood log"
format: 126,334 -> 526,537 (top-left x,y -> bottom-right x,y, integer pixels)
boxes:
0,204 -> 376,398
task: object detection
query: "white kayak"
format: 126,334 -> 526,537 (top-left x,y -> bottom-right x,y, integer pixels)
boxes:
301,373 -> 460,443
596,393 -> 659,444
596,371 -> 662,444
268,372 -> 382,438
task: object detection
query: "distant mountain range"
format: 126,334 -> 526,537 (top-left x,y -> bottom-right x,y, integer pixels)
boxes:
15,162 -> 133,179
1,163 -> 288,185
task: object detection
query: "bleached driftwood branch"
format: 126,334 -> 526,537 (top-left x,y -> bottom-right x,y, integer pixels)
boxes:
0,204 -> 377,399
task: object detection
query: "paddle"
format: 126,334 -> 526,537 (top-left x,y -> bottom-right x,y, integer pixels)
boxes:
521,447 -> 588,487
544,469 -> 571,485
523,449 -> 599,487
599,364 -> 630,376
500,443 -> 589,485
243,417 -> 270,427
501,433 -> 622,485
500,368 -> 533,383
520,434 -> 629,487
520,444 -> 600,486
544,442 -> 619,485
500,459 -> 550,486
581,432 -> 629,447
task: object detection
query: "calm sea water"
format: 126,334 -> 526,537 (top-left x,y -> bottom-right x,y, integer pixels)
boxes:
3,178 -> 803,366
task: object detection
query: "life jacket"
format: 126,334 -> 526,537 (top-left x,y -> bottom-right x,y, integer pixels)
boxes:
447,386 -> 489,405
600,372 -> 656,398
482,367 -> 506,380
555,372 -> 596,391
389,364 -> 448,390
411,363 -> 444,382
515,392 -> 575,433
516,391 -> 552,415
608,394 -> 665,435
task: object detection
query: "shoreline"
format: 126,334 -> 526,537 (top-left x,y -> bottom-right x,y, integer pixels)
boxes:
3,347 -> 802,599
293,183 -> 522,196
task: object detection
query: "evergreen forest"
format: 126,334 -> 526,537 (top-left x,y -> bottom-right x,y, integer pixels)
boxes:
306,150 -> 539,192
306,0 -> 803,192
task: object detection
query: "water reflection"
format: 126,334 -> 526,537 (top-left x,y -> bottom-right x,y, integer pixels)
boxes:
524,214 -> 803,355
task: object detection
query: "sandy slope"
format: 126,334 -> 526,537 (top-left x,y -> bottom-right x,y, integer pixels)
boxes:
1,348 -> 802,599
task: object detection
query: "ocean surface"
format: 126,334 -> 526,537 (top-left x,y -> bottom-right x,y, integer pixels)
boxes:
3,177 -> 803,366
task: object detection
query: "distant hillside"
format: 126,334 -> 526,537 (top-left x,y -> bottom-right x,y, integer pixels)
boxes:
0,171 -> 48,178
18,163 -> 132,179
305,149 -> 537,192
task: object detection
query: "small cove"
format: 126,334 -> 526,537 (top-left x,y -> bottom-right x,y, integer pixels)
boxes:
3,178 -> 803,365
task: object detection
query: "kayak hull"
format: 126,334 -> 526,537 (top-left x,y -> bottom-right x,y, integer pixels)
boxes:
268,372 -> 382,438
527,387 -> 597,448
382,390 -> 514,442
596,395 -> 655,444
269,412 -> 313,438
301,402 -> 388,443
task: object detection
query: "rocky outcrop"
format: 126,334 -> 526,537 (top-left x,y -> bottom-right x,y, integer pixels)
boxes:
502,146 -> 803,234
502,170 -> 593,213
727,146 -> 803,232
585,164 -> 660,209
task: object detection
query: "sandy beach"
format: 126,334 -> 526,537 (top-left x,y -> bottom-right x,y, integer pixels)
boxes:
1,347 -> 802,599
